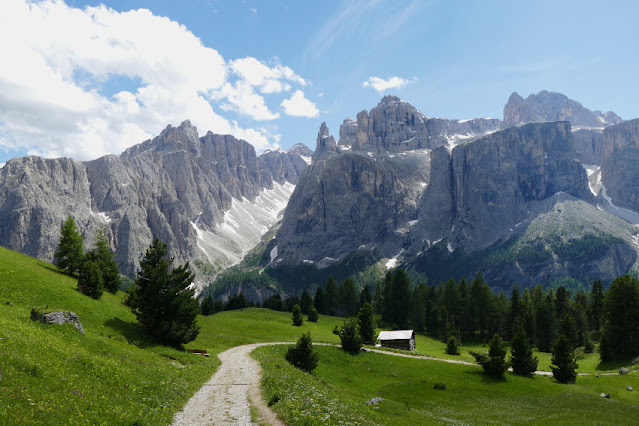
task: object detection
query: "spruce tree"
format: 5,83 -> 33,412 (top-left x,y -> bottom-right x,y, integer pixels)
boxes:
551,335 -> 578,383
300,290 -> 313,315
509,326 -> 538,376
77,252 -> 104,299
483,333 -> 509,377
291,304 -> 303,326
286,332 -> 318,372
201,294 -> 215,316
325,276 -> 338,316
130,238 -> 200,346
307,305 -> 319,322
357,302 -> 376,344
339,320 -> 362,354
314,285 -> 327,314
588,279 -> 605,333
55,216 -> 84,275
92,228 -> 121,293
600,275 -> 639,361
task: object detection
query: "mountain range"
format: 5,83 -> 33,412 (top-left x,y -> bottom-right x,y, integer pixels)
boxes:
1,90 -> 638,295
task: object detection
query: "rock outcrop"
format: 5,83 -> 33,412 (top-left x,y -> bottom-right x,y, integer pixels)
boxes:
31,309 -> 85,334
0,121 -> 311,285
600,119 -> 639,211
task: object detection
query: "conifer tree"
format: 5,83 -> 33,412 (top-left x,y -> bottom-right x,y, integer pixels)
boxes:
300,290 -> 313,315
130,238 -> 200,346
77,252 -> 104,299
55,216 -> 84,275
325,276 -> 338,316
551,335 -> 578,383
483,333 -> 509,377
307,305 -> 319,322
201,294 -> 215,316
600,275 -> 639,360
286,332 -> 318,372
291,304 -> 303,326
509,326 -> 538,376
357,302 -> 376,344
314,285 -> 327,314
339,320 -> 362,354
446,336 -> 460,355
588,279 -> 605,332
91,228 -> 121,293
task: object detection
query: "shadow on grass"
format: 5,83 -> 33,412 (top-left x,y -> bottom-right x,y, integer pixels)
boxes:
104,317 -> 158,349
466,369 -> 508,384
38,262 -> 75,278
596,357 -> 634,371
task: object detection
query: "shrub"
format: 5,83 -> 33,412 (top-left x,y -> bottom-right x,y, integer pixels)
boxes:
433,383 -> 447,390
339,320 -> 363,354
285,332 -> 318,372
446,336 -> 460,355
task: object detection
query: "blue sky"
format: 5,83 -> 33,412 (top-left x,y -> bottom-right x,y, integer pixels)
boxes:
1,0 -> 638,166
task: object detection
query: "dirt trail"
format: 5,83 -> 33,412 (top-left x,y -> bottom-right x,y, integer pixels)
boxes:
173,342 -> 604,424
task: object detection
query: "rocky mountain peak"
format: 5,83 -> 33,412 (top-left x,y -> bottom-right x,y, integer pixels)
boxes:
311,122 -> 338,163
286,143 -> 313,158
503,90 -> 623,128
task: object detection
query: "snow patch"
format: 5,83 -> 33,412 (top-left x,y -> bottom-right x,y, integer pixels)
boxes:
0,162 -> 5,169
447,243 -> 454,253
408,219 -> 419,226
90,207 -> 112,223
385,249 -> 404,270
301,156 -> 312,165
270,245 -> 278,263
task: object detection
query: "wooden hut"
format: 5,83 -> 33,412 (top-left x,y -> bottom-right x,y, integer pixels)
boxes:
377,330 -> 415,351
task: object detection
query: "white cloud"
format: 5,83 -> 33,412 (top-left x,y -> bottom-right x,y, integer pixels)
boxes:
362,76 -> 415,93
0,0 -> 313,159
280,90 -> 320,118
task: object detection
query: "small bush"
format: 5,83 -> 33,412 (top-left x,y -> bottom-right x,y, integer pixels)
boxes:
285,332 -> 318,372
267,392 -> 281,406
332,325 -> 340,335
446,336 -> 460,355
291,304 -> 303,326
433,383 -> 446,390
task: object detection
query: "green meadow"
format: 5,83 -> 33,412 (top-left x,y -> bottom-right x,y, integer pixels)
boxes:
1,245 -> 638,424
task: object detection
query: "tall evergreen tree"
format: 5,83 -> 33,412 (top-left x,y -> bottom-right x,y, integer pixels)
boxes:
91,228 -> 121,293
474,333 -> 509,378
588,279 -> 605,333
300,290 -> 313,315
339,320 -> 363,354
130,238 -> 200,346
554,286 -> 571,319
55,216 -> 84,275
535,293 -> 557,352
507,285 -> 523,339
551,335 -> 578,384
77,252 -> 104,299
325,276 -> 338,316
509,326 -> 538,376
339,277 -> 359,316
389,269 -> 411,328
360,285 -> 372,307
357,302 -> 376,344
201,294 -> 215,316
314,285 -> 327,315
600,275 -> 639,361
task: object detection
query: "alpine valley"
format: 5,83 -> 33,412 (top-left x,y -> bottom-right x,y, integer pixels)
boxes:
2,91 -> 639,297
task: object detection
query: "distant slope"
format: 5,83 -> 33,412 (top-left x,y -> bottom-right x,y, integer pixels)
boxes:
0,121 -> 312,290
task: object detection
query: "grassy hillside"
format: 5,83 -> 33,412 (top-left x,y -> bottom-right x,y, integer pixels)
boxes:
256,345 -> 639,425
0,246 -> 344,424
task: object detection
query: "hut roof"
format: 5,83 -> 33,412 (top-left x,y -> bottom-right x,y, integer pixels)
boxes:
378,330 -> 414,341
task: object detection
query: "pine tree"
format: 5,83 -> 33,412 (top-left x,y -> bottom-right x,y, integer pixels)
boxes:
314,285 -> 327,314
291,304 -> 303,326
483,333 -> 509,377
600,275 -> 639,361
339,320 -> 362,354
55,216 -> 84,275
551,335 -> 578,384
509,326 -> 538,376
535,294 -> 557,352
338,277 -> 359,316
77,252 -> 104,299
201,294 -> 215,316
286,332 -> 318,372
91,228 -> 121,293
300,290 -> 313,315
325,276 -> 338,316
588,279 -> 605,333
130,238 -> 200,346
357,302 -> 376,344
307,305 -> 319,322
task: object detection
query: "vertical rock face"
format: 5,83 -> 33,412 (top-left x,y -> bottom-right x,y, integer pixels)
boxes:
601,119 -> 639,211
0,120 -> 311,281
311,122 -> 339,162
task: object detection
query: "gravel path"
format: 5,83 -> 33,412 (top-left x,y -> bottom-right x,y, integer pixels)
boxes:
172,343 -> 286,426
173,342 -> 602,425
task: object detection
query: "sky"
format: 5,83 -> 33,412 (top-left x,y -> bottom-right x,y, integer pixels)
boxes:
1,0 -> 638,167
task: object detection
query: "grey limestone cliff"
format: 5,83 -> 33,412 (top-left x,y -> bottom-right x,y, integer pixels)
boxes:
600,119 -> 639,211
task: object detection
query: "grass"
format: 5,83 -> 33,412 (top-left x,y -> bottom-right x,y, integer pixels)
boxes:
2,244 -> 637,424
255,345 -> 639,425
